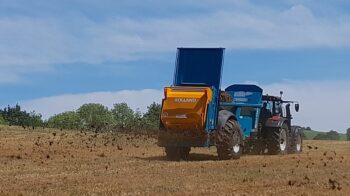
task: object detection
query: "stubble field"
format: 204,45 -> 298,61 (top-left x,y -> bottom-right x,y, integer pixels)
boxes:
0,125 -> 349,195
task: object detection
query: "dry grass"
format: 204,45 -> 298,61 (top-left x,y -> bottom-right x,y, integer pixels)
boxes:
0,125 -> 349,195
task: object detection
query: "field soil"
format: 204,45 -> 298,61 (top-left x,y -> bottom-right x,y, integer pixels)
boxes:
0,125 -> 349,195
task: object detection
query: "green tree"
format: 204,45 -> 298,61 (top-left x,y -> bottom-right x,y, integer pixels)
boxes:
77,103 -> 113,131
142,102 -> 161,130
0,115 -> 6,125
347,128 -> 350,141
1,104 -> 23,125
47,111 -> 80,130
28,111 -> 43,128
111,103 -> 135,130
133,109 -> 144,131
0,104 -> 43,128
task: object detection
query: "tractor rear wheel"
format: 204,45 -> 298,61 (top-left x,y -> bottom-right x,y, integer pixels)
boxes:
267,124 -> 289,155
290,129 -> 303,153
165,147 -> 190,161
215,119 -> 242,160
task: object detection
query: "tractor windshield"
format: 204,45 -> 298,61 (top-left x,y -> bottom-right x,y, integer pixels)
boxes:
173,48 -> 225,90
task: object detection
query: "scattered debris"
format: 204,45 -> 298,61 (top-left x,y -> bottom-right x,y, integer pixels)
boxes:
288,180 -> 297,186
98,153 -> 106,158
329,179 -> 342,190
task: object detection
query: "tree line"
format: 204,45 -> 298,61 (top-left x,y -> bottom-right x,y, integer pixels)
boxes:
1,104 -> 350,140
0,105 -> 43,129
0,103 -> 161,133
296,126 -> 350,141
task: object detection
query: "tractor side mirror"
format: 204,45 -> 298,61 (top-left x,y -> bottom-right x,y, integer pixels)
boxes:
295,104 -> 300,112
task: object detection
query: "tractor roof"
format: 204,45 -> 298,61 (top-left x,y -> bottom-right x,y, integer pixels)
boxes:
262,95 -> 282,102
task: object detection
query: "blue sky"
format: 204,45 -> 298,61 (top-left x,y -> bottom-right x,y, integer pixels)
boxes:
1,0 -> 350,132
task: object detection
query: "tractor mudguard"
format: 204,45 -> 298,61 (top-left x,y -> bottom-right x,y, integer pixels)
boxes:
265,118 -> 286,128
217,110 -> 237,130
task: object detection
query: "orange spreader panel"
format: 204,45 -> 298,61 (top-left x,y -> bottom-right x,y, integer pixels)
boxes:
160,86 -> 212,132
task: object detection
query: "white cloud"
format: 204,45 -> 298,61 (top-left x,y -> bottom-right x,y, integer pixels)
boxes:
20,89 -> 163,119
1,3 -> 350,83
21,80 -> 350,133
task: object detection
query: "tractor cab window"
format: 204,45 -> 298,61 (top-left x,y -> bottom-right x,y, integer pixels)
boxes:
273,101 -> 283,116
262,101 -> 273,111
261,101 -> 272,119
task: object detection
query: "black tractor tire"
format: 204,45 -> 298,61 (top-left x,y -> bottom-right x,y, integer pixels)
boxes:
267,124 -> 289,155
215,119 -> 242,160
290,128 -> 303,154
165,147 -> 190,161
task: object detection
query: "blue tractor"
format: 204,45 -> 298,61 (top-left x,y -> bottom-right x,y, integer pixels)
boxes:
158,48 -> 302,160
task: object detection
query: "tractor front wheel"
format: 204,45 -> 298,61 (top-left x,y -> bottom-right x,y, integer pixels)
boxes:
290,128 -> 303,153
215,119 -> 242,160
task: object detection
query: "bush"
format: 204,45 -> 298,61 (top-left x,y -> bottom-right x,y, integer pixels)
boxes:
111,103 -> 135,130
313,133 -> 328,140
0,104 -> 43,128
47,111 -> 81,130
314,130 -> 340,140
142,102 -> 161,131
77,103 -> 113,131
0,115 -> 6,125
347,128 -> 350,141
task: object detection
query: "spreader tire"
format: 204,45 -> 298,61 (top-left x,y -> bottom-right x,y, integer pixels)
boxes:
215,119 -> 242,160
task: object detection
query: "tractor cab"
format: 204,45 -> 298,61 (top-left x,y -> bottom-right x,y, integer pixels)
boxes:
261,95 -> 300,130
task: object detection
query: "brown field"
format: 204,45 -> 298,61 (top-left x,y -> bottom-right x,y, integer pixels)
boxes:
0,125 -> 349,196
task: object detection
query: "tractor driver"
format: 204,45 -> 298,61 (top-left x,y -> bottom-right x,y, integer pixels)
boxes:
260,102 -> 272,121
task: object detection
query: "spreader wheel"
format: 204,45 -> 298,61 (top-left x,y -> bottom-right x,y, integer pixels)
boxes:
215,119 -> 242,160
